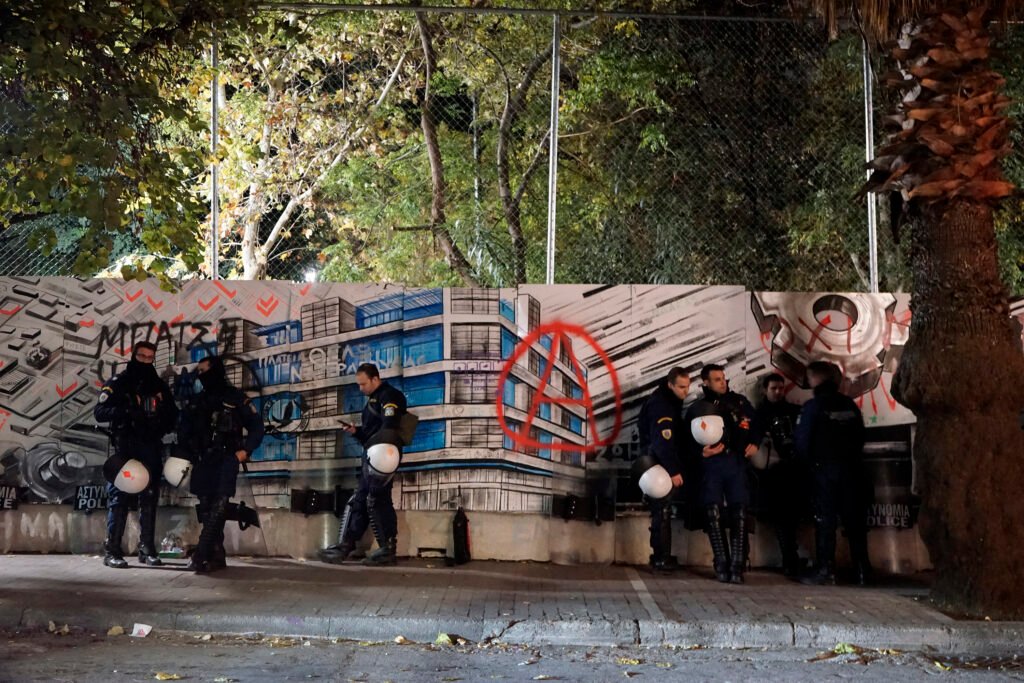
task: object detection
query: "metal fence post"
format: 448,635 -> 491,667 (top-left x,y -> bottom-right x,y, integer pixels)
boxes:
862,34 -> 879,293
210,33 -> 220,281
545,14 -> 561,286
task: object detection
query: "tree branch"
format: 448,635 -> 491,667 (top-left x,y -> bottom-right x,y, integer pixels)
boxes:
512,130 -> 550,209
242,46 -> 409,279
416,11 -> 480,286
498,45 -> 552,284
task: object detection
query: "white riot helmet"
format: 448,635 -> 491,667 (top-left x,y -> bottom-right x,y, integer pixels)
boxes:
691,414 -> 725,446
113,459 -> 150,494
638,464 -> 673,500
367,442 -> 400,476
162,456 -> 192,488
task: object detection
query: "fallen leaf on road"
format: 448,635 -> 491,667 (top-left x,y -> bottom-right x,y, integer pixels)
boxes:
267,637 -> 296,648
57,624 -> 70,636
201,634 -> 213,641
802,605 -> 817,610
394,635 -> 410,644
213,678 -> 237,682
47,621 -> 56,633
655,662 -> 672,669
154,674 -> 183,681
107,626 -> 125,636
833,643 -> 861,655
532,676 -> 559,681
624,672 -> 640,678
616,657 -> 642,666
435,633 -> 454,646
934,661 -> 952,671
808,651 -> 838,663
518,658 -> 539,666
877,648 -> 902,656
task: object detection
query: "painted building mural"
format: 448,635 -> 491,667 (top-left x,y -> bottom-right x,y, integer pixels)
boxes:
1,276 -> 1018,558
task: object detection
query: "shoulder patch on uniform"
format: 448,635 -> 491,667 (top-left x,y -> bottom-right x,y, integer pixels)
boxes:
656,416 -> 673,424
661,428 -> 672,440
383,402 -> 398,417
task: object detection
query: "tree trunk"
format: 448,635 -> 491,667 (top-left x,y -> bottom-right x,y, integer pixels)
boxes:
416,12 -> 480,287
863,4 -> 1024,618
893,200 -> 1024,619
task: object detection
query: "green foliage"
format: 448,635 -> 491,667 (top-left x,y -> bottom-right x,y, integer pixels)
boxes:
0,0 -> 256,278
2,4 -> 1018,291
993,24 -> 1024,296
204,10 -> 415,279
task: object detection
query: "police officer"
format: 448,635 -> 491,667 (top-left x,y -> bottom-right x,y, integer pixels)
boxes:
94,341 -> 177,568
636,368 -> 690,571
795,361 -> 872,586
319,363 -> 407,567
754,373 -> 806,577
179,355 -> 264,573
685,364 -> 759,584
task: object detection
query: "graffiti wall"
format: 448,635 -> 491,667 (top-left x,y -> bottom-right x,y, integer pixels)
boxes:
0,277 -> 1010,559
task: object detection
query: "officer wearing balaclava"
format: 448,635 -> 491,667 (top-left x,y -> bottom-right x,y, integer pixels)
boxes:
94,341 -> 177,568
178,355 -> 264,573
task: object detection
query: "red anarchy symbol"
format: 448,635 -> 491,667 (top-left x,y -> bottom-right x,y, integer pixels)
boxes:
496,322 -> 622,453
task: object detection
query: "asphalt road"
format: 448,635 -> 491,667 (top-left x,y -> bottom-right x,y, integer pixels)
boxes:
2,625 -> 1022,682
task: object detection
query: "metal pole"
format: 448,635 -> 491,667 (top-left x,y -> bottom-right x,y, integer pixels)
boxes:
472,93 -> 481,231
261,2 -> 795,21
210,35 -> 220,281
545,15 -> 561,286
862,35 -> 879,293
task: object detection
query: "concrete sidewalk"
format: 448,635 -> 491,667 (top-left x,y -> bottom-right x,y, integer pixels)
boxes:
2,555 -> 1021,654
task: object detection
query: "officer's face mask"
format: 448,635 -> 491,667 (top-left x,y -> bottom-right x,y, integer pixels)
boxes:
197,370 -> 213,391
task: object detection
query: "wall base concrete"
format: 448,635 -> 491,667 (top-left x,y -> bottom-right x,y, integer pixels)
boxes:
0,505 -> 932,573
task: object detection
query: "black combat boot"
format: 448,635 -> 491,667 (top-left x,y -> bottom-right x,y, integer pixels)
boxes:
362,537 -> 397,566
209,537 -> 228,572
320,539 -> 357,564
848,528 -> 872,586
777,526 -> 801,578
648,503 -> 675,573
728,506 -> 749,585
705,505 -> 731,583
103,506 -> 129,569
319,496 -> 358,564
137,495 -> 163,566
801,521 -> 837,585
362,507 -> 397,566
188,497 -> 228,573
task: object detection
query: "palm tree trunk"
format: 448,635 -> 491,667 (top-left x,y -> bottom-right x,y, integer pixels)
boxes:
863,3 -> 1024,618
894,200 -> 1024,620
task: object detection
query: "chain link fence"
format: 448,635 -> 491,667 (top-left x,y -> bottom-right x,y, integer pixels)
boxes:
3,10 -> 1022,293
0,98 -> 78,276
554,17 -> 887,290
